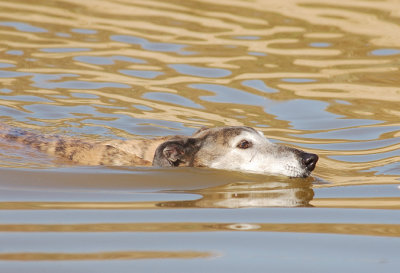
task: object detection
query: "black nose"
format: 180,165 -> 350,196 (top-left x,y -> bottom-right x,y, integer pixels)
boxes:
300,152 -> 319,172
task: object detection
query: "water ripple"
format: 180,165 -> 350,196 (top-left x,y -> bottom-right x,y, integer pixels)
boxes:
0,0 -> 399,186
0,21 -> 47,32
169,64 -> 231,78
111,35 -> 192,54
1,2 -> 400,271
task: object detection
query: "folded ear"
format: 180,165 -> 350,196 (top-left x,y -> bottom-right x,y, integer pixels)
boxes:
192,126 -> 210,136
152,137 -> 200,167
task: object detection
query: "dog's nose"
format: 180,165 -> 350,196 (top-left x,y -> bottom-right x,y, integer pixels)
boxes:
300,152 -> 319,172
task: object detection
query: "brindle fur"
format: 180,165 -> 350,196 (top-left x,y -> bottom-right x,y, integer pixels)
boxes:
0,125 -> 244,167
0,124 -> 168,166
0,124 -> 318,177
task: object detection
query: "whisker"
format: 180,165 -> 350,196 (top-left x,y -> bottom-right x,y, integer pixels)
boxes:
249,150 -> 258,162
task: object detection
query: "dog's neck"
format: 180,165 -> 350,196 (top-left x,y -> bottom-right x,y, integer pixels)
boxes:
103,136 -> 172,164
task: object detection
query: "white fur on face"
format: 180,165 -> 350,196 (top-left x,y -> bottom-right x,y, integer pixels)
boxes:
208,130 -> 307,177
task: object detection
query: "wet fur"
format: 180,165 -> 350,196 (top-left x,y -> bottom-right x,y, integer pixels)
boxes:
0,125 -> 248,167
0,125 -> 164,166
0,125 -> 318,177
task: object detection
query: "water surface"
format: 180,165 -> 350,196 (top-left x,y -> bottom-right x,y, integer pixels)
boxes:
0,0 -> 399,272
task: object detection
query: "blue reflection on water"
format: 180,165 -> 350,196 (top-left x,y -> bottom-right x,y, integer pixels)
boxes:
0,63 -> 15,68
33,80 -> 130,89
0,95 -> 52,102
133,105 -> 153,111
248,52 -> 267,56
169,64 -> 231,78
0,21 -> 47,32
193,83 -> 377,131
300,126 -> 396,141
242,80 -> 277,93
368,162 -> 400,175
120,69 -> 163,79
55,32 -> 71,37
370,48 -> 400,56
329,149 -> 400,162
0,70 -> 30,78
5,50 -> 23,55
32,73 -> 129,89
0,70 -> 130,90
143,92 -> 203,109
286,137 -> 400,151
111,35 -> 194,55
74,56 -> 146,65
71,93 -> 99,99
314,184 -> 400,198
40,48 -> 91,53
267,99 -> 380,130
30,73 -> 78,82
309,42 -> 331,48
71,28 -> 97,34
192,83 -> 268,105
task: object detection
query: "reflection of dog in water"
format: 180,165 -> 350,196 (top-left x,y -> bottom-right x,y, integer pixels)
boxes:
0,125 -> 318,177
158,180 -> 314,208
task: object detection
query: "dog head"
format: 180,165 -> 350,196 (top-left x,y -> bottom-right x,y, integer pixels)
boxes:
153,126 -> 318,178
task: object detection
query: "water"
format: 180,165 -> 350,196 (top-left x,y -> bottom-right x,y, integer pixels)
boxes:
0,0 -> 399,272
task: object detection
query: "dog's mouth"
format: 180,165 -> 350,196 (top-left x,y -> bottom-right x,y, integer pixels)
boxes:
285,154 -> 319,178
284,165 -> 307,178
301,171 -> 312,178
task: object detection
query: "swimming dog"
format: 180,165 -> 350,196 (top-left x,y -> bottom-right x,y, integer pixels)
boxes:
0,125 -> 318,177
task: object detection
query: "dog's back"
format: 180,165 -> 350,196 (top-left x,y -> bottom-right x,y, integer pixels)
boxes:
0,125 -> 152,166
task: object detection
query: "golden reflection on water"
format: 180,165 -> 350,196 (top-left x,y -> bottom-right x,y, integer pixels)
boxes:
0,2 -> 400,266
0,180 -> 314,209
0,250 -> 212,261
2,196 -> 400,211
1,223 -> 399,238
0,0 -> 398,186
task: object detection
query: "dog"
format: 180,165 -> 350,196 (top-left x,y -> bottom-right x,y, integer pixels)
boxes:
0,125 -> 318,178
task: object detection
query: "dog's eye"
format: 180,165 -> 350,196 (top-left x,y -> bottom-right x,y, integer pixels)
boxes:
237,140 -> 251,149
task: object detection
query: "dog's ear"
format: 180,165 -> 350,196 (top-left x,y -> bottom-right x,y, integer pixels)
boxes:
152,137 -> 200,167
192,126 -> 210,136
